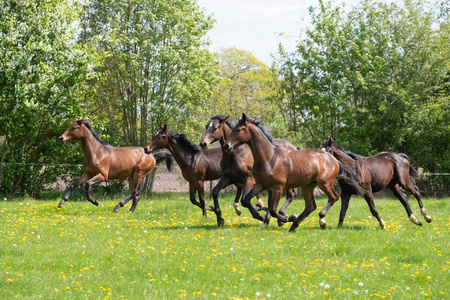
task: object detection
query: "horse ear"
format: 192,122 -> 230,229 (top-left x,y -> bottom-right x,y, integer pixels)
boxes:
330,136 -> 334,143
241,113 -> 247,122
163,124 -> 167,132
159,124 -> 163,130
223,115 -> 229,122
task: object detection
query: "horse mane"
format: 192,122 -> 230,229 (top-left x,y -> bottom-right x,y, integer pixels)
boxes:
169,130 -> 200,152
78,119 -> 106,145
245,117 -> 274,143
210,114 -> 235,128
334,144 -> 363,160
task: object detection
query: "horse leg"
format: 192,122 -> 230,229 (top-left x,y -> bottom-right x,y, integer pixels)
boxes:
338,192 -> 352,228
212,176 -> 234,226
267,186 -> 290,226
242,178 -> 265,212
289,185 -> 317,232
113,195 -> 133,212
233,184 -> 243,216
58,173 -> 90,207
389,183 -> 422,226
197,181 -> 214,217
188,182 -> 204,214
277,189 -> 295,227
241,182 -> 266,222
362,193 -> 386,230
84,174 -> 106,206
400,179 -> 432,223
318,181 -> 340,229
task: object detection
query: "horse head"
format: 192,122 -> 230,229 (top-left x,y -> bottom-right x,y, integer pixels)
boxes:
145,124 -> 169,154
224,113 -> 251,152
320,136 -> 335,153
59,118 -> 85,143
200,115 -> 229,149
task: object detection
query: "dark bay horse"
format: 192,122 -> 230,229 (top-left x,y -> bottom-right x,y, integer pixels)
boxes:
200,114 -> 298,226
224,113 -> 365,232
58,119 -> 173,212
321,137 -> 432,228
144,124 -> 225,221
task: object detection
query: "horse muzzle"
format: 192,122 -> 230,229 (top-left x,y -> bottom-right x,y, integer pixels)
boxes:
223,143 -> 233,153
199,141 -> 208,149
144,147 -> 152,154
58,136 -> 66,143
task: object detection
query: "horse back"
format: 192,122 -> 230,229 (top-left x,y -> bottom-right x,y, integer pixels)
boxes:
106,146 -> 155,180
188,147 -> 223,181
283,149 -> 339,188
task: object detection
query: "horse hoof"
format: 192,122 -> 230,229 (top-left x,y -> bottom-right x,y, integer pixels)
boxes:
288,226 -> 297,233
261,222 -> 269,228
261,205 -> 269,212
288,215 -> 296,222
58,202 -> 65,208
113,206 -> 120,213
235,208 -> 242,216
218,218 -> 225,227
319,218 -> 327,229
94,201 -> 99,207
425,216 -> 432,223
409,215 -> 422,226
277,219 -> 286,227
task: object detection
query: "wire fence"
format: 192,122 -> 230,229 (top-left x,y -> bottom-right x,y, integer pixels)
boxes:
1,163 -> 449,198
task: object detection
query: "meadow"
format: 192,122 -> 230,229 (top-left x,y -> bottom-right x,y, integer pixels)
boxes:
0,192 -> 448,299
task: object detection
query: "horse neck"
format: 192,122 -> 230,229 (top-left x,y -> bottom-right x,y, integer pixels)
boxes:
80,126 -> 104,160
166,135 -> 196,171
219,123 -> 232,148
246,125 -> 274,166
333,147 -> 357,171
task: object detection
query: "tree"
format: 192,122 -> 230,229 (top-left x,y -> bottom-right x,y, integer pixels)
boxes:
206,48 -> 286,135
80,0 -> 218,145
0,0 -> 97,194
274,0 -> 450,175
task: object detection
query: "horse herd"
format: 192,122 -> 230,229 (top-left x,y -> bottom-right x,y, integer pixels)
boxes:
58,114 -> 432,232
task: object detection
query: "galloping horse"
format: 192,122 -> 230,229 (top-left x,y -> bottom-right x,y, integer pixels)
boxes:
58,119 -> 173,212
321,137 -> 432,228
144,124 -> 226,222
224,113 -> 365,232
200,114 -> 298,226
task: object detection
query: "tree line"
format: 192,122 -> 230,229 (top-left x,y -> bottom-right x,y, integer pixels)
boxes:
0,0 -> 448,195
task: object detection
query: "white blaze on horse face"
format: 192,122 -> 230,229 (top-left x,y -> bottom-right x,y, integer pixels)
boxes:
320,147 -> 326,152
207,121 -> 214,132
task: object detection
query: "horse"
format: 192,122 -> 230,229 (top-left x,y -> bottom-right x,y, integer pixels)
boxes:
144,124 -> 228,223
224,113 -> 366,232
321,137 -> 432,229
58,119 -> 173,212
200,114 -> 299,226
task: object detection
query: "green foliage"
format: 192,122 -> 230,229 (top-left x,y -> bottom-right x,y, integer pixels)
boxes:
274,0 -> 450,175
0,195 -> 448,298
205,48 -> 288,140
81,0 -> 218,145
0,0 -> 98,195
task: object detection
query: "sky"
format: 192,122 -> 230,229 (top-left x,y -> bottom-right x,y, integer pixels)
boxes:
196,0 -> 361,65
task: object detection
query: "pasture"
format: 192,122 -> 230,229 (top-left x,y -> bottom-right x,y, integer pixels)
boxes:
1,193 -> 448,299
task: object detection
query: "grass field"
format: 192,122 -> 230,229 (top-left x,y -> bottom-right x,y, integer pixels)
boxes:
0,192 -> 448,299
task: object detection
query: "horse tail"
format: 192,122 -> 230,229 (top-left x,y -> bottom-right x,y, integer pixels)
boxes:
409,166 -> 420,179
337,161 -> 366,196
399,153 -> 420,179
153,151 -> 174,172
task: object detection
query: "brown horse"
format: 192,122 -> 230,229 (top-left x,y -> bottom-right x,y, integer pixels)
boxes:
224,113 -> 365,232
58,119 -> 173,212
200,114 -> 298,226
321,137 -> 432,228
144,124 -> 226,221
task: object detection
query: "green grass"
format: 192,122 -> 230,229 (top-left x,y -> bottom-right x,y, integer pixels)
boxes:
0,192 -> 448,299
